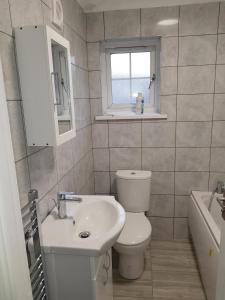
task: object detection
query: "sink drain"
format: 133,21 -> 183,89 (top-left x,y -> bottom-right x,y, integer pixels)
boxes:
79,231 -> 91,238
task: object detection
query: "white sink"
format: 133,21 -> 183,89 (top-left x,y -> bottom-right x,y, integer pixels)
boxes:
41,195 -> 125,256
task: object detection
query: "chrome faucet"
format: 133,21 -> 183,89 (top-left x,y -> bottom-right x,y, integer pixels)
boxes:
55,192 -> 82,219
208,181 -> 225,211
216,181 -> 225,195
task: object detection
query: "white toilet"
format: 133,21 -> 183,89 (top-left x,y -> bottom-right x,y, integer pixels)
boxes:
114,170 -> 152,279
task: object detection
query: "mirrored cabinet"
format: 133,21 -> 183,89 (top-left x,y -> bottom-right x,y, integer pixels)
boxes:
15,25 -> 76,146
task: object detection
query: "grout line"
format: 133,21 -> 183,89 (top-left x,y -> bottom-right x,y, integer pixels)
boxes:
173,5 -> 181,239
208,2 -> 221,191
103,11 -> 106,40
139,8 -> 142,38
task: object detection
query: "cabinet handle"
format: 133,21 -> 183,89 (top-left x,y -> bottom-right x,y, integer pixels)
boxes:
103,266 -> 108,286
103,250 -> 110,271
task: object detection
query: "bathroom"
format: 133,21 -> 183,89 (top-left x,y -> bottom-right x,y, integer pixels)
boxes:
1,0 -> 225,299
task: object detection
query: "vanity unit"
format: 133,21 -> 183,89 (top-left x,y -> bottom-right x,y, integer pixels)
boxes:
41,195 -> 125,300
15,25 -> 76,146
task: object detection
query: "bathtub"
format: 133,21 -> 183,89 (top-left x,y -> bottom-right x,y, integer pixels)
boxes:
189,191 -> 222,300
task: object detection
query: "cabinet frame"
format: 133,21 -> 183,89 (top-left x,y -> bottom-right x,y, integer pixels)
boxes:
15,25 -> 76,146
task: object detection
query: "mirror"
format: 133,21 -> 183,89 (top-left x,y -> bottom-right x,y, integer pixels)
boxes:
51,41 -> 72,135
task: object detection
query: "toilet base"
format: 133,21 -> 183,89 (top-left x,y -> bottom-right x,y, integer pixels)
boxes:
119,253 -> 144,279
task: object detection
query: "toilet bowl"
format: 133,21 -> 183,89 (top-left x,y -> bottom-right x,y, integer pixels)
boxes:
113,170 -> 152,279
114,212 -> 151,279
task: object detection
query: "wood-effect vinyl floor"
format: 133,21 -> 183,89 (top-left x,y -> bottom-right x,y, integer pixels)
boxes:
113,240 -> 206,300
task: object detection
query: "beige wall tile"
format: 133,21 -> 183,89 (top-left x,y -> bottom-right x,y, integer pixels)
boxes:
75,98 -> 91,130
215,65 -> 225,93
110,172 -> 117,194
7,101 -> 27,162
87,42 -> 100,71
177,94 -> 213,122
160,95 -> 176,121
0,0 -> 12,35
178,65 -> 215,94
219,2 -> 225,34
142,122 -> 175,147
141,6 -> 179,37
160,67 -> 177,95
210,148 -> 225,172
110,148 -> 141,171
37,185 -> 58,223
109,122 -> 141,147
56,140 -> 73,180
176,148 -> 210,172
149,195 -> 174,217
92,123 -> 108,148
90,98 -> 102,122
16,158 -> 31,207
9,0 -> 44,27
94,171 -> 110,193
93,148 -> 109,171
217,34 -> 225,64
28,147 -> 58,198
179,3 -> 219,35
62,0 -> 86,38
212,121 -> 225,146
151,172 -> 174,195
175,172 -> 209,195
64,24 -> 88,69
175,196 -> 190,217
89,70 -> 101,98
73,125 -> 92,163
87,12 -> 104,42
58,168 -> 76,193
142,148 -> 175,171
150,217 -> 173,240
213,94 -> 225,121
0,34 -> 20,100
92,123 -> 109,148
176,122 -> 212,147
104,9 -> 140,39
72,66 -> 89,98
179,35 -> 217,66
161,37 -> 178,67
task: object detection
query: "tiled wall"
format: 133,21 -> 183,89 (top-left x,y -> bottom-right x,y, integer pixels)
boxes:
87,2 -> 225,240
0,0 -> 94,221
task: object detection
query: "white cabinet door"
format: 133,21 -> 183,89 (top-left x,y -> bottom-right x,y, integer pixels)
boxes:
216,213 -> 225,300
95,250 -> 113,300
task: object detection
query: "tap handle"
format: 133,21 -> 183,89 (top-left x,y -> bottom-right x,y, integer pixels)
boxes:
57,191 -> 75,200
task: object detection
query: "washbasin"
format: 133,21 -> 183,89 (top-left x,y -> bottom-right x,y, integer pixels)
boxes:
41,195 -> 125,256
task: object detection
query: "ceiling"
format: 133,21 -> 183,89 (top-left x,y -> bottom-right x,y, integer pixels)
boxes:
77,0 -> 221,12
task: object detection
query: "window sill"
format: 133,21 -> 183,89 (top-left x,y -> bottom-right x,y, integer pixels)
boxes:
95,113 -> 167,121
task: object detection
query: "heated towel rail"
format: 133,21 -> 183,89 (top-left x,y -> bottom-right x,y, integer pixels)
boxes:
21,189 -> 47,300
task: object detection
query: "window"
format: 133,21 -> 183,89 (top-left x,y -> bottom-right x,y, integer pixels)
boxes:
101,38 -> 160,116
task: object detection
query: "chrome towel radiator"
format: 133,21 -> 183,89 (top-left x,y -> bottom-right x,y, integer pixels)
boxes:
21,189 -> 47,300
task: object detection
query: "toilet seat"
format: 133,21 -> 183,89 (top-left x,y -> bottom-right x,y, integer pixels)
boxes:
117,212 -> 151,246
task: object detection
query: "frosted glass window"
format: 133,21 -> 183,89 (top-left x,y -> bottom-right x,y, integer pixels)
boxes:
131,79 -> 150,102
110,51 -> 151,105
112,80 -> 130,104
111,53 -> 130,79
131,52 -> 150,78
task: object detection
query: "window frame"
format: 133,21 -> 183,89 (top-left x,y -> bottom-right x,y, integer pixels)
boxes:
100,38 -> 161,115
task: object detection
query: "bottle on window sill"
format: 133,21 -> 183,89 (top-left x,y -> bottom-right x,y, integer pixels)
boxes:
141,99 -> 144,114
136,92 -> 143,115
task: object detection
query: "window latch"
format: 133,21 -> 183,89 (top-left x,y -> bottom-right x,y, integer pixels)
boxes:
149,73 -> 156,89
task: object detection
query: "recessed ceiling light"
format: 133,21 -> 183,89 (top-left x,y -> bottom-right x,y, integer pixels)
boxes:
158,19 -> 178,26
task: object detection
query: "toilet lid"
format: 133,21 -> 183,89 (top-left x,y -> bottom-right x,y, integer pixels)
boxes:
117,212 -> 152,246
116,170 -> 152,180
